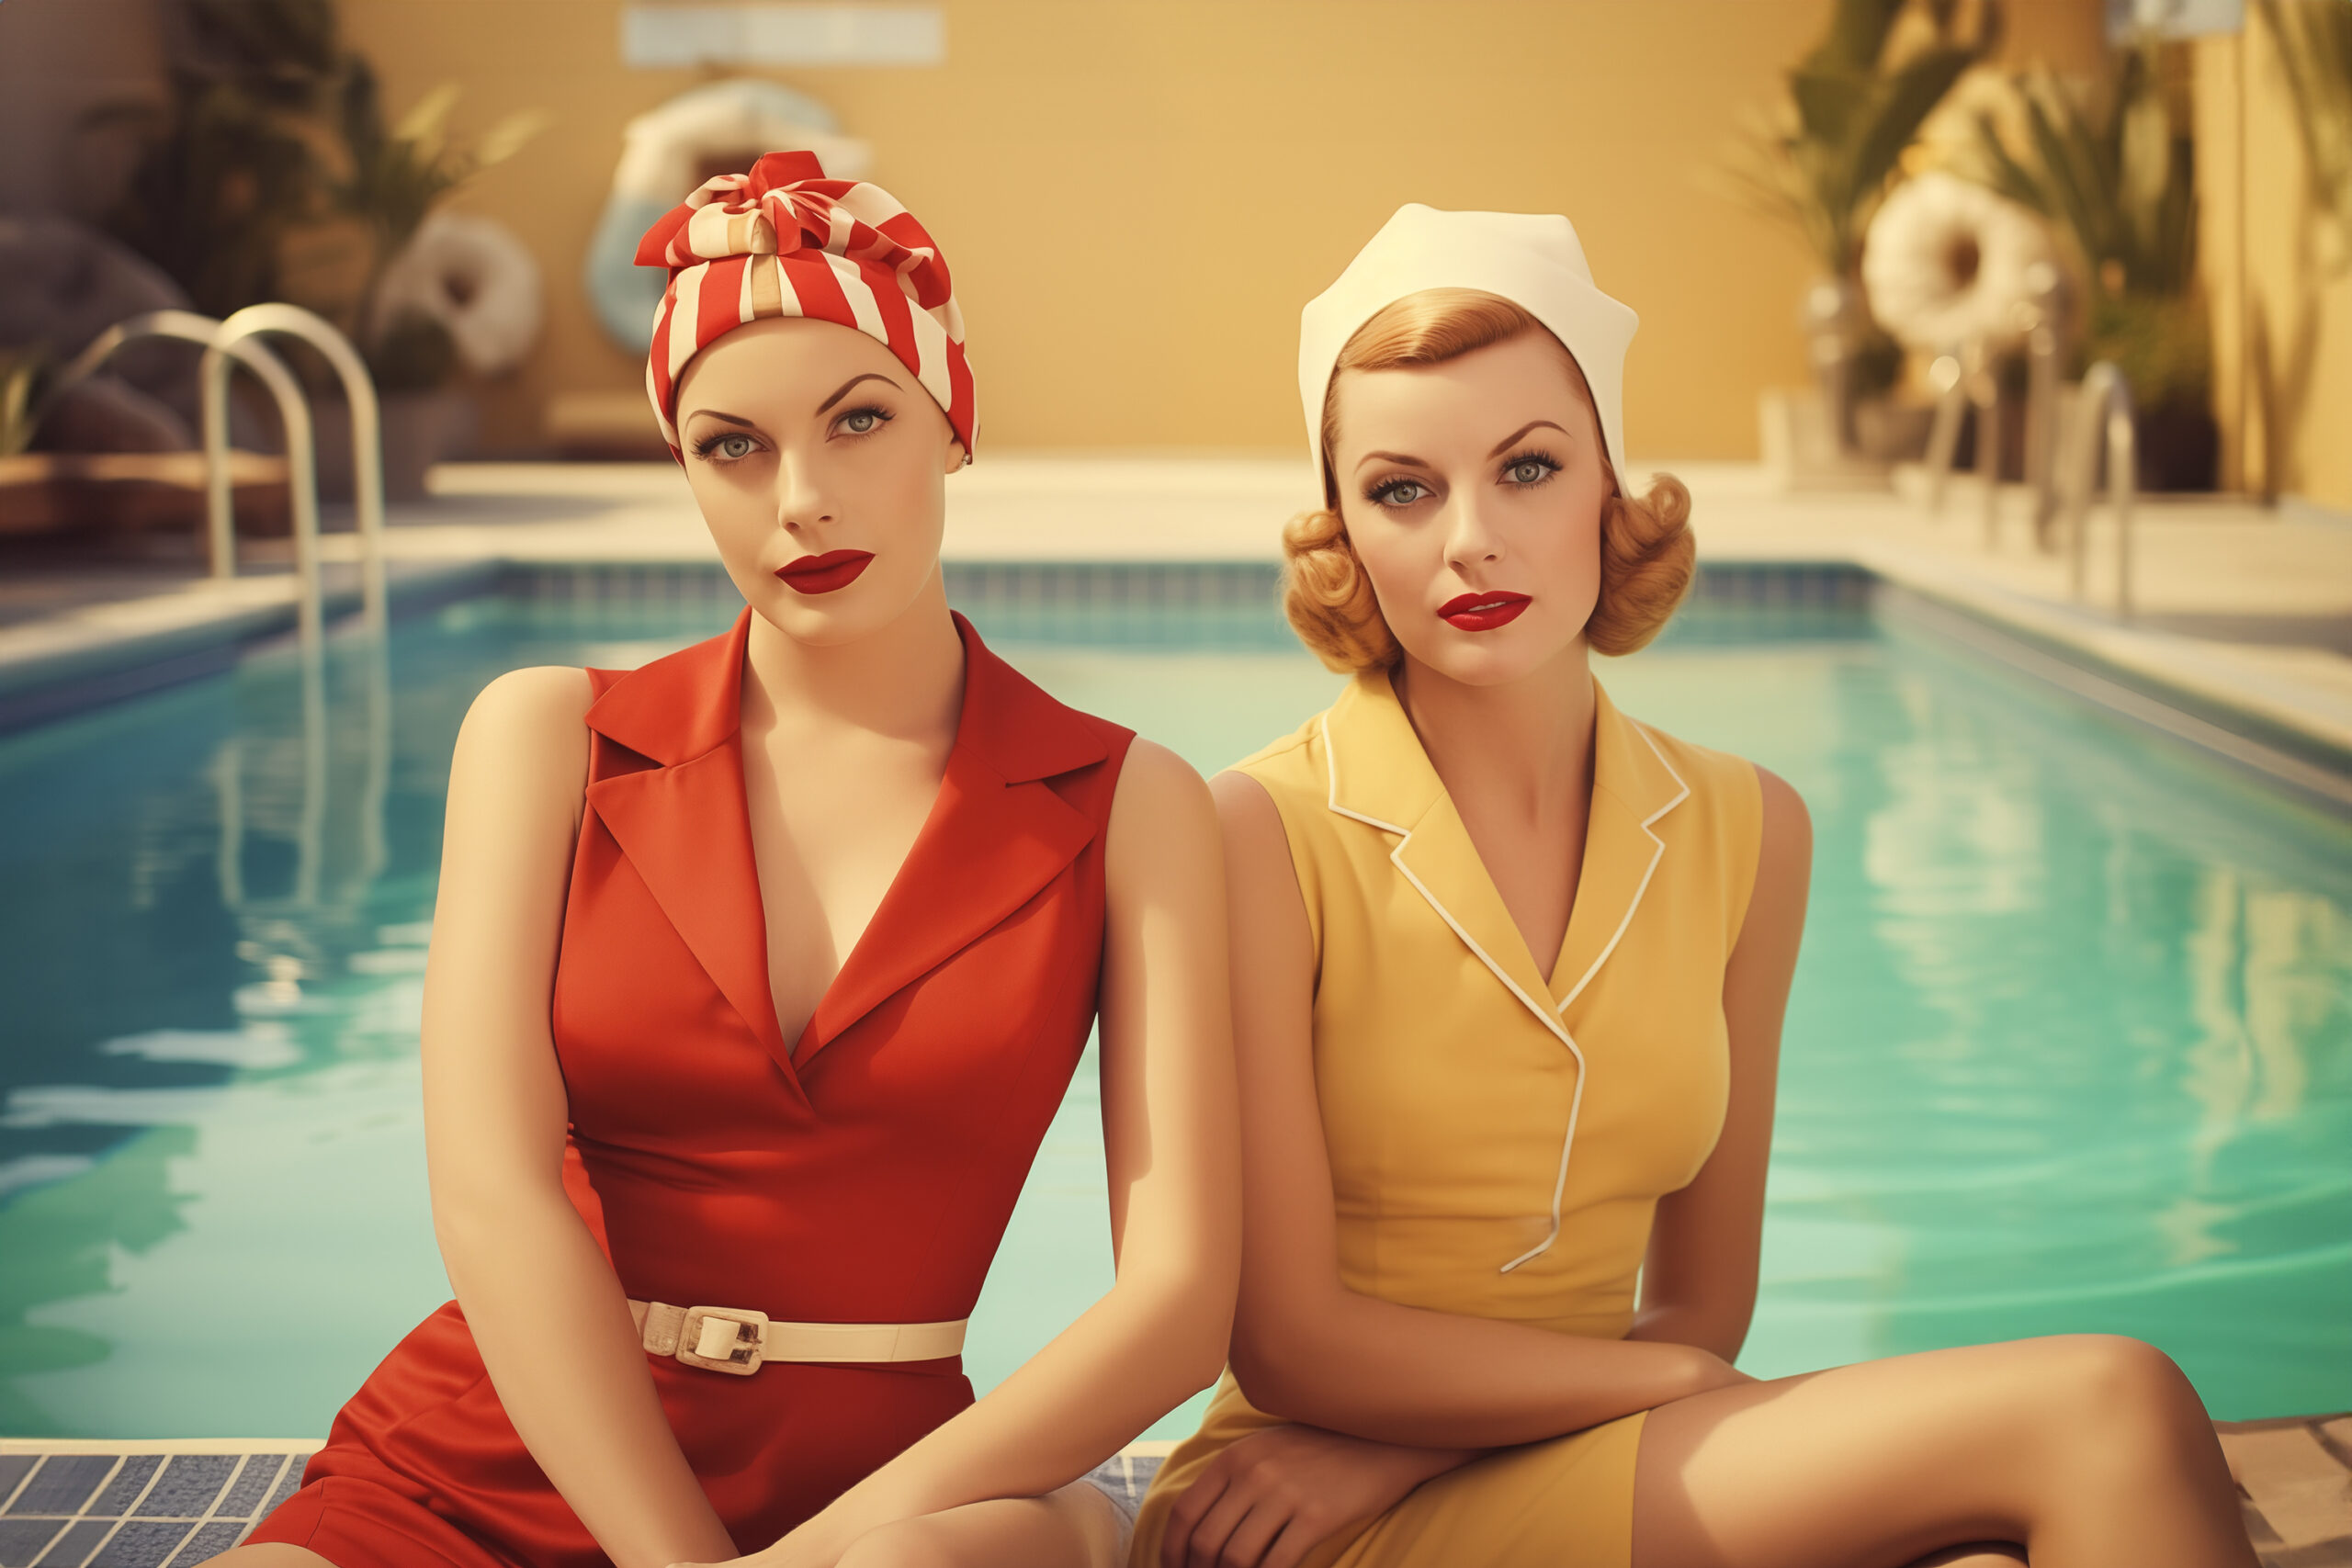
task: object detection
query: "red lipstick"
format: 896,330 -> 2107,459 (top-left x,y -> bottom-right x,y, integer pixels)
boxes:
1438,590 -> 1532,632
775,549 -> 875,595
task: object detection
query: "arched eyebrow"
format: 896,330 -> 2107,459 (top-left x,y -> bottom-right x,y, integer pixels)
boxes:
683,410 -> 756,428
816,372 -> 901,415
1487,420 -> 1570,457
1353,419 -> 1576,473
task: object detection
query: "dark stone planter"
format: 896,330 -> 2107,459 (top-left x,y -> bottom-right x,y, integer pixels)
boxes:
311,389 -> 479,505
2135,403 -> 2220,492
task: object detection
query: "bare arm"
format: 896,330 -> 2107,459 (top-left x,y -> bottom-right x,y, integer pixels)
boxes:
1217,771 -> 1745,1451
1626,764 -> 1811,1362
777,739 -> 1242,1558
423,668 -> 738,1568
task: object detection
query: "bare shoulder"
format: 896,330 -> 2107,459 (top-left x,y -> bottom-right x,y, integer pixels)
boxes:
461,665 -> 594,737
1209,767 -> 1283,856
1107,737 -> 1218,875
1752,762 -> 1810,845
1746,762 -> 1814,928
448,666 -> 595,817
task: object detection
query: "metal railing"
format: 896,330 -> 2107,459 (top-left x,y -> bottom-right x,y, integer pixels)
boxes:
1921,339 -> 2002,547
53,306 -> 395,909
2057,362 -> 2138,617
53,310 -> 326,649
48,303 -> 389,650
1920,265 -> 2069,553
206,303 -> 388,635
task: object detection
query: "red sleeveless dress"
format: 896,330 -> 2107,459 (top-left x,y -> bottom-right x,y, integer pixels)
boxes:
249,608 -> 1135,1568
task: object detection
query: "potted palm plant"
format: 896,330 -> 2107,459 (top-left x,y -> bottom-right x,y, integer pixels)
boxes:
93,0 -> 543,503
1963,35 -> 2214,490
1718,0 -> 2001,468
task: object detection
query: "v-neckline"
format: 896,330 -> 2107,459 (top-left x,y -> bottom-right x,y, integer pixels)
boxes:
744,730 -> 961,1066
580,606 -> 1114,1092
1396,682 -> 1602,1007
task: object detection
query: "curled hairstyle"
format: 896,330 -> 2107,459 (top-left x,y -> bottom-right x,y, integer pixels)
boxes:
1283,288 -> 1694,672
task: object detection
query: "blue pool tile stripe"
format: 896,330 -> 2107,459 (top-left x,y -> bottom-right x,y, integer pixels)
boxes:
6,1460 -> 114,1519
32,1519 -> 109,1568
208,1456 -> 277,1522
254,1456 -> 306,1519
81,1461 -> 161,1523
0,1450 -> 318,1568
160,1522 -> 243,1568
0,1520 -> 67,1568
129,1461 -> 232,1522
0,1449 -> 1143,1568
87,1520 -> 195,1568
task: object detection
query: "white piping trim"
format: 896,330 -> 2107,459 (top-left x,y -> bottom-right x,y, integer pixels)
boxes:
1320,712 -> 1408,835
1320,709 -> 1594,1274
1555,719 -> 1690,1012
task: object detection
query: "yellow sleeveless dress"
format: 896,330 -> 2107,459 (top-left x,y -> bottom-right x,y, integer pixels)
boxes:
1131,669 -> 1763,1568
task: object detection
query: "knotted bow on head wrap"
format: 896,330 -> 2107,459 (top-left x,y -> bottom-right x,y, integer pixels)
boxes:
636,149 -> 977,462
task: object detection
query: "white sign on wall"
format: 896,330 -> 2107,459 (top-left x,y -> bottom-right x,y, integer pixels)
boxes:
621,5 -> 946,68
2106,0 -> 2243,37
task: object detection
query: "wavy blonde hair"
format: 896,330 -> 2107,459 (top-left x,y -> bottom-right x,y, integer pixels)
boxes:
1283,288 -> 1694,673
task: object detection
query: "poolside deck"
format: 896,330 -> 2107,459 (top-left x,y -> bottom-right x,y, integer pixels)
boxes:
0,1421 -> 2341,1566
2,457 -> 2347,807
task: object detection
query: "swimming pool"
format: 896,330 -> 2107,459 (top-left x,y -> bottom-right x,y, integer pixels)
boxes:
0,562 -> 2345,1439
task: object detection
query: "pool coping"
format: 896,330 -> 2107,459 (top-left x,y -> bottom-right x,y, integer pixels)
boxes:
2,528 -> 2348,813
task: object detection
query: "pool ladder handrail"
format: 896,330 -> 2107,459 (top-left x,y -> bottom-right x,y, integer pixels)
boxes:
1920,265 -> 2068,552
1921,338 -> 2001,547
207,303 -> 388,636
2057,362 -> 2137,618
51,304 -> 388,649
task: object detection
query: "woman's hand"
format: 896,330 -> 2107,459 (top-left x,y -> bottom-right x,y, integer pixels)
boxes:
1159,1423 -> 1478,1568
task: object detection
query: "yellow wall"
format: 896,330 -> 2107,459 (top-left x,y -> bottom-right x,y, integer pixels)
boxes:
2196,7 -> 2352,510
339,0 -> 2105,459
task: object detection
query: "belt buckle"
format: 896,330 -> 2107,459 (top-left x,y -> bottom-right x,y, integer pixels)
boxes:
675,1305 -> 767,1375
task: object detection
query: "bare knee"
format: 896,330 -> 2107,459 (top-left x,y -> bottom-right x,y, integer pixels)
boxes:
2031,1334 -> 2214,1472
2041,1335 -> 2201,1423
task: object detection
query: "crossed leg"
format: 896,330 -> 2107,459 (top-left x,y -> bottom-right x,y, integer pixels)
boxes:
825,1479 -> 1126,1568
1632,1335 -> 2255,1568
206,1481 -> 1125,1568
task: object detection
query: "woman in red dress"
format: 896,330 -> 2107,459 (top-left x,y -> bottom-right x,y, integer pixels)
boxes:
225,152 -> 1239,1568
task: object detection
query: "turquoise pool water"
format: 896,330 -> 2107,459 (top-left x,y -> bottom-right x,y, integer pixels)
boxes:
1,564 -> 2345,1440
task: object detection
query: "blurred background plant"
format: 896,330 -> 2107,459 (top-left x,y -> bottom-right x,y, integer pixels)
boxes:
1962,32 -> 2212,483
86,0 -> 544,395
2256,0 -> 2352,275
1,347 -> 52,460
1717,0 -> 2003,413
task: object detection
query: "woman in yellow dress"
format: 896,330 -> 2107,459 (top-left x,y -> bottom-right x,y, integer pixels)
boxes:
1134,206 -> 2255,1568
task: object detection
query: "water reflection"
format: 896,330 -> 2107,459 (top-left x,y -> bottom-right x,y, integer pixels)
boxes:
0,588 -> 2346,1436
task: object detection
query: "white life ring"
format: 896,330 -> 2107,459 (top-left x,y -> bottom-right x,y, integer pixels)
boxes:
583,80 -> 872,353
1862,172 -> 2058,350
373,211 -> 544,376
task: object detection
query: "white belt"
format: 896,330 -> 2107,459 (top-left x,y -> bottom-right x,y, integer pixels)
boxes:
628,1298 -> 967,1375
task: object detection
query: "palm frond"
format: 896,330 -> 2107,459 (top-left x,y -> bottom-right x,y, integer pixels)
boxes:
2256,0 -> 2352,265
1713,0 -> 1997,276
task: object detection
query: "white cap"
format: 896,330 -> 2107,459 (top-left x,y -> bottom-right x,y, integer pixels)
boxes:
1299,203 -> 1639,498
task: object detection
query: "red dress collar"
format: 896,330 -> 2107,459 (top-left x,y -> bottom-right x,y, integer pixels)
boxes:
576,606 -> 1113,1089
584,606 -> 1108,783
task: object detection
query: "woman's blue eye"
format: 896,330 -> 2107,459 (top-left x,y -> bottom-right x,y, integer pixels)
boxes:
1374,481 -> 1425,507
841,409 -> 882,434
1506,459 -> 1552,485
717,434 -> 755,460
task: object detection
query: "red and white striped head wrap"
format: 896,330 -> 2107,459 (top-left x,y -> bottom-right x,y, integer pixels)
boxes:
636,149 -> 976,463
